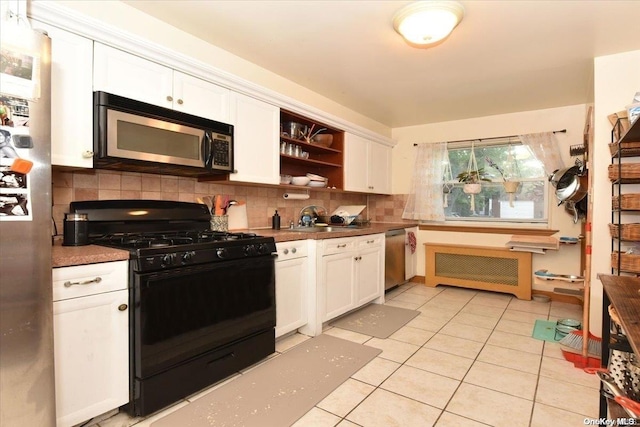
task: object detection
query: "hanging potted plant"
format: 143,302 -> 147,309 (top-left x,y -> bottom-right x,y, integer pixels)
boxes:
486,156 -> 520,207
457,142 -> 490,212
457,168 -> 491,194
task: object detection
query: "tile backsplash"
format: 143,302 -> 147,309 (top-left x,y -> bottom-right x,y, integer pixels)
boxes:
52,168 -> 412,235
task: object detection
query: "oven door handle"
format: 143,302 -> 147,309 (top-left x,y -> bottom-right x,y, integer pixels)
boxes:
202,131 -> 213,168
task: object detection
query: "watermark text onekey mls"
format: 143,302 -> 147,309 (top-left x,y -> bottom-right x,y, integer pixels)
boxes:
584,418 -> 638,426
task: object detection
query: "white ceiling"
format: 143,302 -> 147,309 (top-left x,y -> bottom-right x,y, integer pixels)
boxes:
123,0 -> 640,128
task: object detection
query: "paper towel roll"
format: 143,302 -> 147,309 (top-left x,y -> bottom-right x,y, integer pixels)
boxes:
283,193 -> 310,200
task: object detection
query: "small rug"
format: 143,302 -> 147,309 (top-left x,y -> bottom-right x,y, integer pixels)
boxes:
532,319 -> 561,342
330,303 -> 421,339
150,334 -> 381,427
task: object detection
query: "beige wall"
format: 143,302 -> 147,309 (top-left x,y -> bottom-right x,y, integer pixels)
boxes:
592,49 -> 640,336
391,104 -> 588,292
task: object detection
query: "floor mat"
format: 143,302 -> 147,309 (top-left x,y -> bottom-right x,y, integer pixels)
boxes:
330,303 -> 420,339
532,319 -> 561,342
150,334 -> 381,427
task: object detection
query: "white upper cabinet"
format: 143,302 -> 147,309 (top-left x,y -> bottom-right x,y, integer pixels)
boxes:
33,22 -> 94,168
94,43 -> 173,108
368,141 -> 392,194
228,92 -> 280,185
172,71 -> 230,122
93,44 -> 230,123
344,133 -> 392,194
344,133 -> 369,192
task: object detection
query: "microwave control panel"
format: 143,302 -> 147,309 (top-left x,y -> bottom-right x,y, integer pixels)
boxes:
211,133 -> 232,169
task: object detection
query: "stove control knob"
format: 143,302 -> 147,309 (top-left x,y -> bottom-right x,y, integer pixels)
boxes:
181,251 -> 195,264
161,253 -> 176,267
244,244 -> 257,256
258,243 -> 271,254
216,248 -> 228,259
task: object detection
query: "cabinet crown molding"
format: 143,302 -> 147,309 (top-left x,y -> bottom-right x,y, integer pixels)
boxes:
29,1 -> 395,148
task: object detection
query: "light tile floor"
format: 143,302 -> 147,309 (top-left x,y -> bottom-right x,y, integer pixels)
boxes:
98,282 -> 600,427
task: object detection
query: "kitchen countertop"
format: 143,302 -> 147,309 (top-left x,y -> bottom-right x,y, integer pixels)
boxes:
52,240 -> 129,268
51,222 -> 418,267
253,222 -> 418,243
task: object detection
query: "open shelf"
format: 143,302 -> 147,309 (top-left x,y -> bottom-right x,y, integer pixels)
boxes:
280,109 -> 345,190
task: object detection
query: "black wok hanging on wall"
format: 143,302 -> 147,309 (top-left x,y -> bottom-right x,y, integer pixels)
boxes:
548,165 -> 588,223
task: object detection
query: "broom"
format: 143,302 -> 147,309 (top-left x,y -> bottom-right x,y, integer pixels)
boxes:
558,218 -> 601,368
559,329 -> 602,368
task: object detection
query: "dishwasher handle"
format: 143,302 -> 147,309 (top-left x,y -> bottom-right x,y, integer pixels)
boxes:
385,229 -> 406,238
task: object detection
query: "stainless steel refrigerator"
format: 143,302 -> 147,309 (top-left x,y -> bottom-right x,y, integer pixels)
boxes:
0,21 -> 55,426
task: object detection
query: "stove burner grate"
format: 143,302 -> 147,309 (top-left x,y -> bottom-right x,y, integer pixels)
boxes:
92,230 -> 261,249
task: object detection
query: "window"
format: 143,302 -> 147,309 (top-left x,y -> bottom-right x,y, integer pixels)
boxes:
444,142 -> 548,222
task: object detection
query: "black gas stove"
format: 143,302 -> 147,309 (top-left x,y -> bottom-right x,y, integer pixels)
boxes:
70,200 -> 276,272
69,200 -> 277,417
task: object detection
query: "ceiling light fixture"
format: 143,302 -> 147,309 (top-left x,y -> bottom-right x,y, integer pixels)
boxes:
393,1 -> 464,46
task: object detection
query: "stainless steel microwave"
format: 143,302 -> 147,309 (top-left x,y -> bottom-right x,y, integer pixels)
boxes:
94,91 -> 233,176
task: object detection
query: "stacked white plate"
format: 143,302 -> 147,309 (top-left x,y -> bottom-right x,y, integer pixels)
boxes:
306,173 -> 328,187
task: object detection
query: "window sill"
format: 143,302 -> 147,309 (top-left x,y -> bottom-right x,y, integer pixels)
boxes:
418,224 -> 559,236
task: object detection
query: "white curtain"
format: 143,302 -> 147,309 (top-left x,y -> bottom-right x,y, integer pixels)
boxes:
402,143 -> 446,221
519,132 -> 565,175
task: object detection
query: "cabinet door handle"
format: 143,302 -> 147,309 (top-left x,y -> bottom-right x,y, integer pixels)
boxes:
354,256 -> 362,261
63,277 -> 102,287
291,247 -> 297,253
337,244 -> 347,248
166,95 -> 173,102
177,99 -> 184,105
82,150 -> 94,158
118,304 -> 128,311
367,240 -> 375,244
283,248 -> 289,254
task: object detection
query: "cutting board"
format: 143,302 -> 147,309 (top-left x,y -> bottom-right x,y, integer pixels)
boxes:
331,205 -> 366,217
227,203 -> 248,230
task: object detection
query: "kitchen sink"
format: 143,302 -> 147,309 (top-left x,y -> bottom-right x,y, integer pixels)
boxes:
288,226 -> 362,233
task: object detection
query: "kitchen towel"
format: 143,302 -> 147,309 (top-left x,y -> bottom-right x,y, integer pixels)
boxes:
408,231 -> 416,254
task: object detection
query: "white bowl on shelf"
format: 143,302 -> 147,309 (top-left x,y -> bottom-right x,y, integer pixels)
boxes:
306,173 -> 327,181
307,180 -> 327,188
291,176 -> 311,186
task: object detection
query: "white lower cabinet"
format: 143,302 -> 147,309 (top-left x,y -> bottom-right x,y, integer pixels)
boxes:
52,261 -> 129,427
356,235 -> 384,305
322,249 -> 357,321
275,240 -> 311,338
318,234 -> 385,324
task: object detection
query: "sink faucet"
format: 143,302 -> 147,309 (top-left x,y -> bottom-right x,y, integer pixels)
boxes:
299,206 -> 324,227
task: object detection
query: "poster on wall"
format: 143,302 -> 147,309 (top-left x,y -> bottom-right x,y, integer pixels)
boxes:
0,95 -> 33,221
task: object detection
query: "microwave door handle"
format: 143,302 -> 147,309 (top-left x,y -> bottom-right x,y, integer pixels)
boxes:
202,131 -> 213,168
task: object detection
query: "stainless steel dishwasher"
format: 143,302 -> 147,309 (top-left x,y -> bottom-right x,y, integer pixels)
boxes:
385,229 -> 407,291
